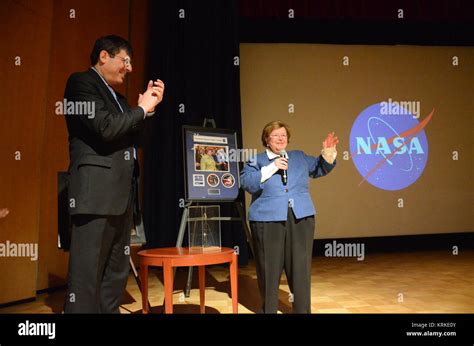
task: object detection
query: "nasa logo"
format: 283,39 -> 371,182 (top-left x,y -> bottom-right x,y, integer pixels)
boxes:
349,102 -> 433,191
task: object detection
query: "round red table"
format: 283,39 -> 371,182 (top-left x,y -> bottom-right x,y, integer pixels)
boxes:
138,247 -> 238,314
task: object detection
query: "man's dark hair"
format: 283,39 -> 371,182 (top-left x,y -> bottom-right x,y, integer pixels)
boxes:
90,35 -> 133,66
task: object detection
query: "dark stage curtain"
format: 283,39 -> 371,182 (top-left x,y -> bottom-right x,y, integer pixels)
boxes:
238,0 -> 474,45
239,0 -> 474,21
143,0 -> 248,264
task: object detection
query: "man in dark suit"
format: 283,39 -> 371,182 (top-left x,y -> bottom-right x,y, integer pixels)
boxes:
63,35 -> 164,313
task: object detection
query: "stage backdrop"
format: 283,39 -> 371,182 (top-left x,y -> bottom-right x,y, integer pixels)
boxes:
240,43 -> 473,239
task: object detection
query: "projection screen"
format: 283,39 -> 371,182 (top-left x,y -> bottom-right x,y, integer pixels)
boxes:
240,43 -> 473,239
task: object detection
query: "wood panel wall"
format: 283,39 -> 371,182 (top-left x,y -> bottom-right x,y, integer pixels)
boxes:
0,0 -> 150,304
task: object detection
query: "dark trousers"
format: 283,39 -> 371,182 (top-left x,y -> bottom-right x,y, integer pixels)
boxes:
64,193 -> 134,313
250,208 -> 315,313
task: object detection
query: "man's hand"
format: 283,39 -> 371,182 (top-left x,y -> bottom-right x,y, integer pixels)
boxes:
138,79 -> 165,115
150,79 -> 164,101
322,132 -> 339,149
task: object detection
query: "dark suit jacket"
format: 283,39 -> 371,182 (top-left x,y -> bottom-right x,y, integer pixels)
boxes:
64,68 -> 145,216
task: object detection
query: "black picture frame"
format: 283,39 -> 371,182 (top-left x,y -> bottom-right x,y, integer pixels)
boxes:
182,126 -> 240,202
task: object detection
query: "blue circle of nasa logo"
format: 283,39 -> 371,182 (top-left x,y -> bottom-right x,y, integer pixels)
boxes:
350,102 -> 429,191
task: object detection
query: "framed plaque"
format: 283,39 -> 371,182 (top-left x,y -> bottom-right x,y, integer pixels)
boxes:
183,126 -> 239,202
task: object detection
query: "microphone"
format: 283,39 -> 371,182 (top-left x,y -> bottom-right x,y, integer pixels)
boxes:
280,150 -> 288,185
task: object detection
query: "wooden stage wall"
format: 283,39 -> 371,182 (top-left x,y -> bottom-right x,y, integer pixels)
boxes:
0,0 -> 150,305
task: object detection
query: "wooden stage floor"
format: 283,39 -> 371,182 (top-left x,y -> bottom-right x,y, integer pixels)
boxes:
1,250 -> 473,314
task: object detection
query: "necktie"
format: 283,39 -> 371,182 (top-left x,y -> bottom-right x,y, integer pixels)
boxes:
108,86 -> 137,160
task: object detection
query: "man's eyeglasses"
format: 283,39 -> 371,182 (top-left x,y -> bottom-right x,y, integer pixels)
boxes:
110,54 -> 132,67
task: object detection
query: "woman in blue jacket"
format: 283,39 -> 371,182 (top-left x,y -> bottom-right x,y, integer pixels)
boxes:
241,121 -> 338,313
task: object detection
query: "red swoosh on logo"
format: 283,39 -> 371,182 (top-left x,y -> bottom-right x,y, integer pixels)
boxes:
356,109 -> 434,186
